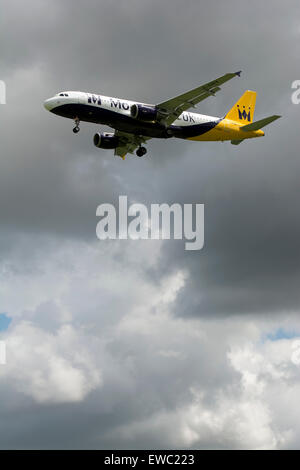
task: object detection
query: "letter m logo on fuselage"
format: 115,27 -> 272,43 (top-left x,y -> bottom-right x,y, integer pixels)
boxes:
88,94 -> 101,105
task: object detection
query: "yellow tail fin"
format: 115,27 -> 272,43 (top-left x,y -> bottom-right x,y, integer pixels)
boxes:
226,90 -> 256,123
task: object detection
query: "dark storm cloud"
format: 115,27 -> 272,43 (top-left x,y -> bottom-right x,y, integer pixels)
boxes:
150,108 -> 300,316
1,0 -> 300,450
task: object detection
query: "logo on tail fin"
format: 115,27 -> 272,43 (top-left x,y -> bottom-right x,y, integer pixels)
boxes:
237,105 -> 251,121
237,105 -> 251,122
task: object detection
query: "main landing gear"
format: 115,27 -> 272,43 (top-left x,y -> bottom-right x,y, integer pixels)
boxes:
136,146 -> 147,157
73,117 -> 80,133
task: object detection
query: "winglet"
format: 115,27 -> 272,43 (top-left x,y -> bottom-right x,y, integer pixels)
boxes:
235,70 -> 242,77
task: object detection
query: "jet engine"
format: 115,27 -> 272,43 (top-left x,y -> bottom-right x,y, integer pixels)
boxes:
93,132 -> 119,149
130,104 -> 158,122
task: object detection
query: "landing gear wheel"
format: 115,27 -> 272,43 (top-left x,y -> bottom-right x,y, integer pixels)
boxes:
73,117 -> 80,134
136,146 -> 147,157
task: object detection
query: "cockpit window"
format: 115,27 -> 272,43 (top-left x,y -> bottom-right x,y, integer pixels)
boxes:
59,93 -> 69,96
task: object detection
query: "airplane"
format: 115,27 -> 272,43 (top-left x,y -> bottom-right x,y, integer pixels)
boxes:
43,71 -> 280,160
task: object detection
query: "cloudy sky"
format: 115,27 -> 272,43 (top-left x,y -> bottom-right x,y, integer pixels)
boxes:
1,0 -> 300,449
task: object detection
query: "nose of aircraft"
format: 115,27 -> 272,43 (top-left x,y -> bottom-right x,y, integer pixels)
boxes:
43,97 -> 56,111
44,98 -> 53,111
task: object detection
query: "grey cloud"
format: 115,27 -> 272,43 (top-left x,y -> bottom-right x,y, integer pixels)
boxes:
1,0 -> 300,449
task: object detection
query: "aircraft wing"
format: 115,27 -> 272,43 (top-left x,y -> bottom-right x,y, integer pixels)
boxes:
114,131 -> 151,159
156,71 -> 242,126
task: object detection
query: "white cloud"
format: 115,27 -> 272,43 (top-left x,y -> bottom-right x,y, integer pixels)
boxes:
1,238 -> 300,448
1,321 -> 101,403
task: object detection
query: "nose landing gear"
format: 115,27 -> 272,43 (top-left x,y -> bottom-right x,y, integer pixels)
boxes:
136,146 -> 147,157
73,117 -> 80,133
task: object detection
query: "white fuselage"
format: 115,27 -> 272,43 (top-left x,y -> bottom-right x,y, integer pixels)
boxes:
44,91 -> 219,138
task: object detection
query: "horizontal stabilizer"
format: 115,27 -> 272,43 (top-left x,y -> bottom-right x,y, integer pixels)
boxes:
240,115 -> 281,132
